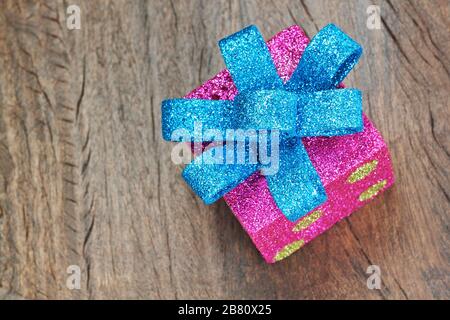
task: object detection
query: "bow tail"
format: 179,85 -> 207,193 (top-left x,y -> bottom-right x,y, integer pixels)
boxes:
182,144 -> 259,204
265,138 -> 326,222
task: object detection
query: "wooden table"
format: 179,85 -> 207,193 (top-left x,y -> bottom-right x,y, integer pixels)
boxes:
0,0 -> 448,299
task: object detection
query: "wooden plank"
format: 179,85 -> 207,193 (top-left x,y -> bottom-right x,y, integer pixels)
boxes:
0,0 -> 448,299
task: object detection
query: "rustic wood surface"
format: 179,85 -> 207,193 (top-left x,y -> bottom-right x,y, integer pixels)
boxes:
0,0 -> 449,300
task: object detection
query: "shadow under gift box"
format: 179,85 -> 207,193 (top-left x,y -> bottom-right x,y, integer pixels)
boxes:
185,25 -> 395,263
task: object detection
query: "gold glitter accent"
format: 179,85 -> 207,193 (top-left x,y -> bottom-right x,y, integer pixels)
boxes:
274,240 -> 305,262
292,210 -> 322,232
348,160 -> 378,183
358,180 -> 387,201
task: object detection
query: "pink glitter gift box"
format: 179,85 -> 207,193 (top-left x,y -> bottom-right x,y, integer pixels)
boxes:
185,25 -> 394,263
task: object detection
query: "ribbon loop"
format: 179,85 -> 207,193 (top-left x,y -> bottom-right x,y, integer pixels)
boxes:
298,89 -> 363,137
161,99 -> 233,142
219,25 -> 283,92
286,24 -> 362,92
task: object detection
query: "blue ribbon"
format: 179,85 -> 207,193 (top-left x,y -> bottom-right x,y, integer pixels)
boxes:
162,24 -> 363,222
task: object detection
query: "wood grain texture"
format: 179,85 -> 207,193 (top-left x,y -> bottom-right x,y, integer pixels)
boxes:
0,0 -> 448,299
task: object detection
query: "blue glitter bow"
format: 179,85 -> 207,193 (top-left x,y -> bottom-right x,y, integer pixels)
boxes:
162,24 -> 363,222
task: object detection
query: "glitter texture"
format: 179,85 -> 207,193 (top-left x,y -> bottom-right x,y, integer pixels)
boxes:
169,24 -> 394,263
348,160 -> 379,183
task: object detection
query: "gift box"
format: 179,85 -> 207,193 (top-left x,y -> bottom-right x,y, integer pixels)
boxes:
162,24 -> 394,263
